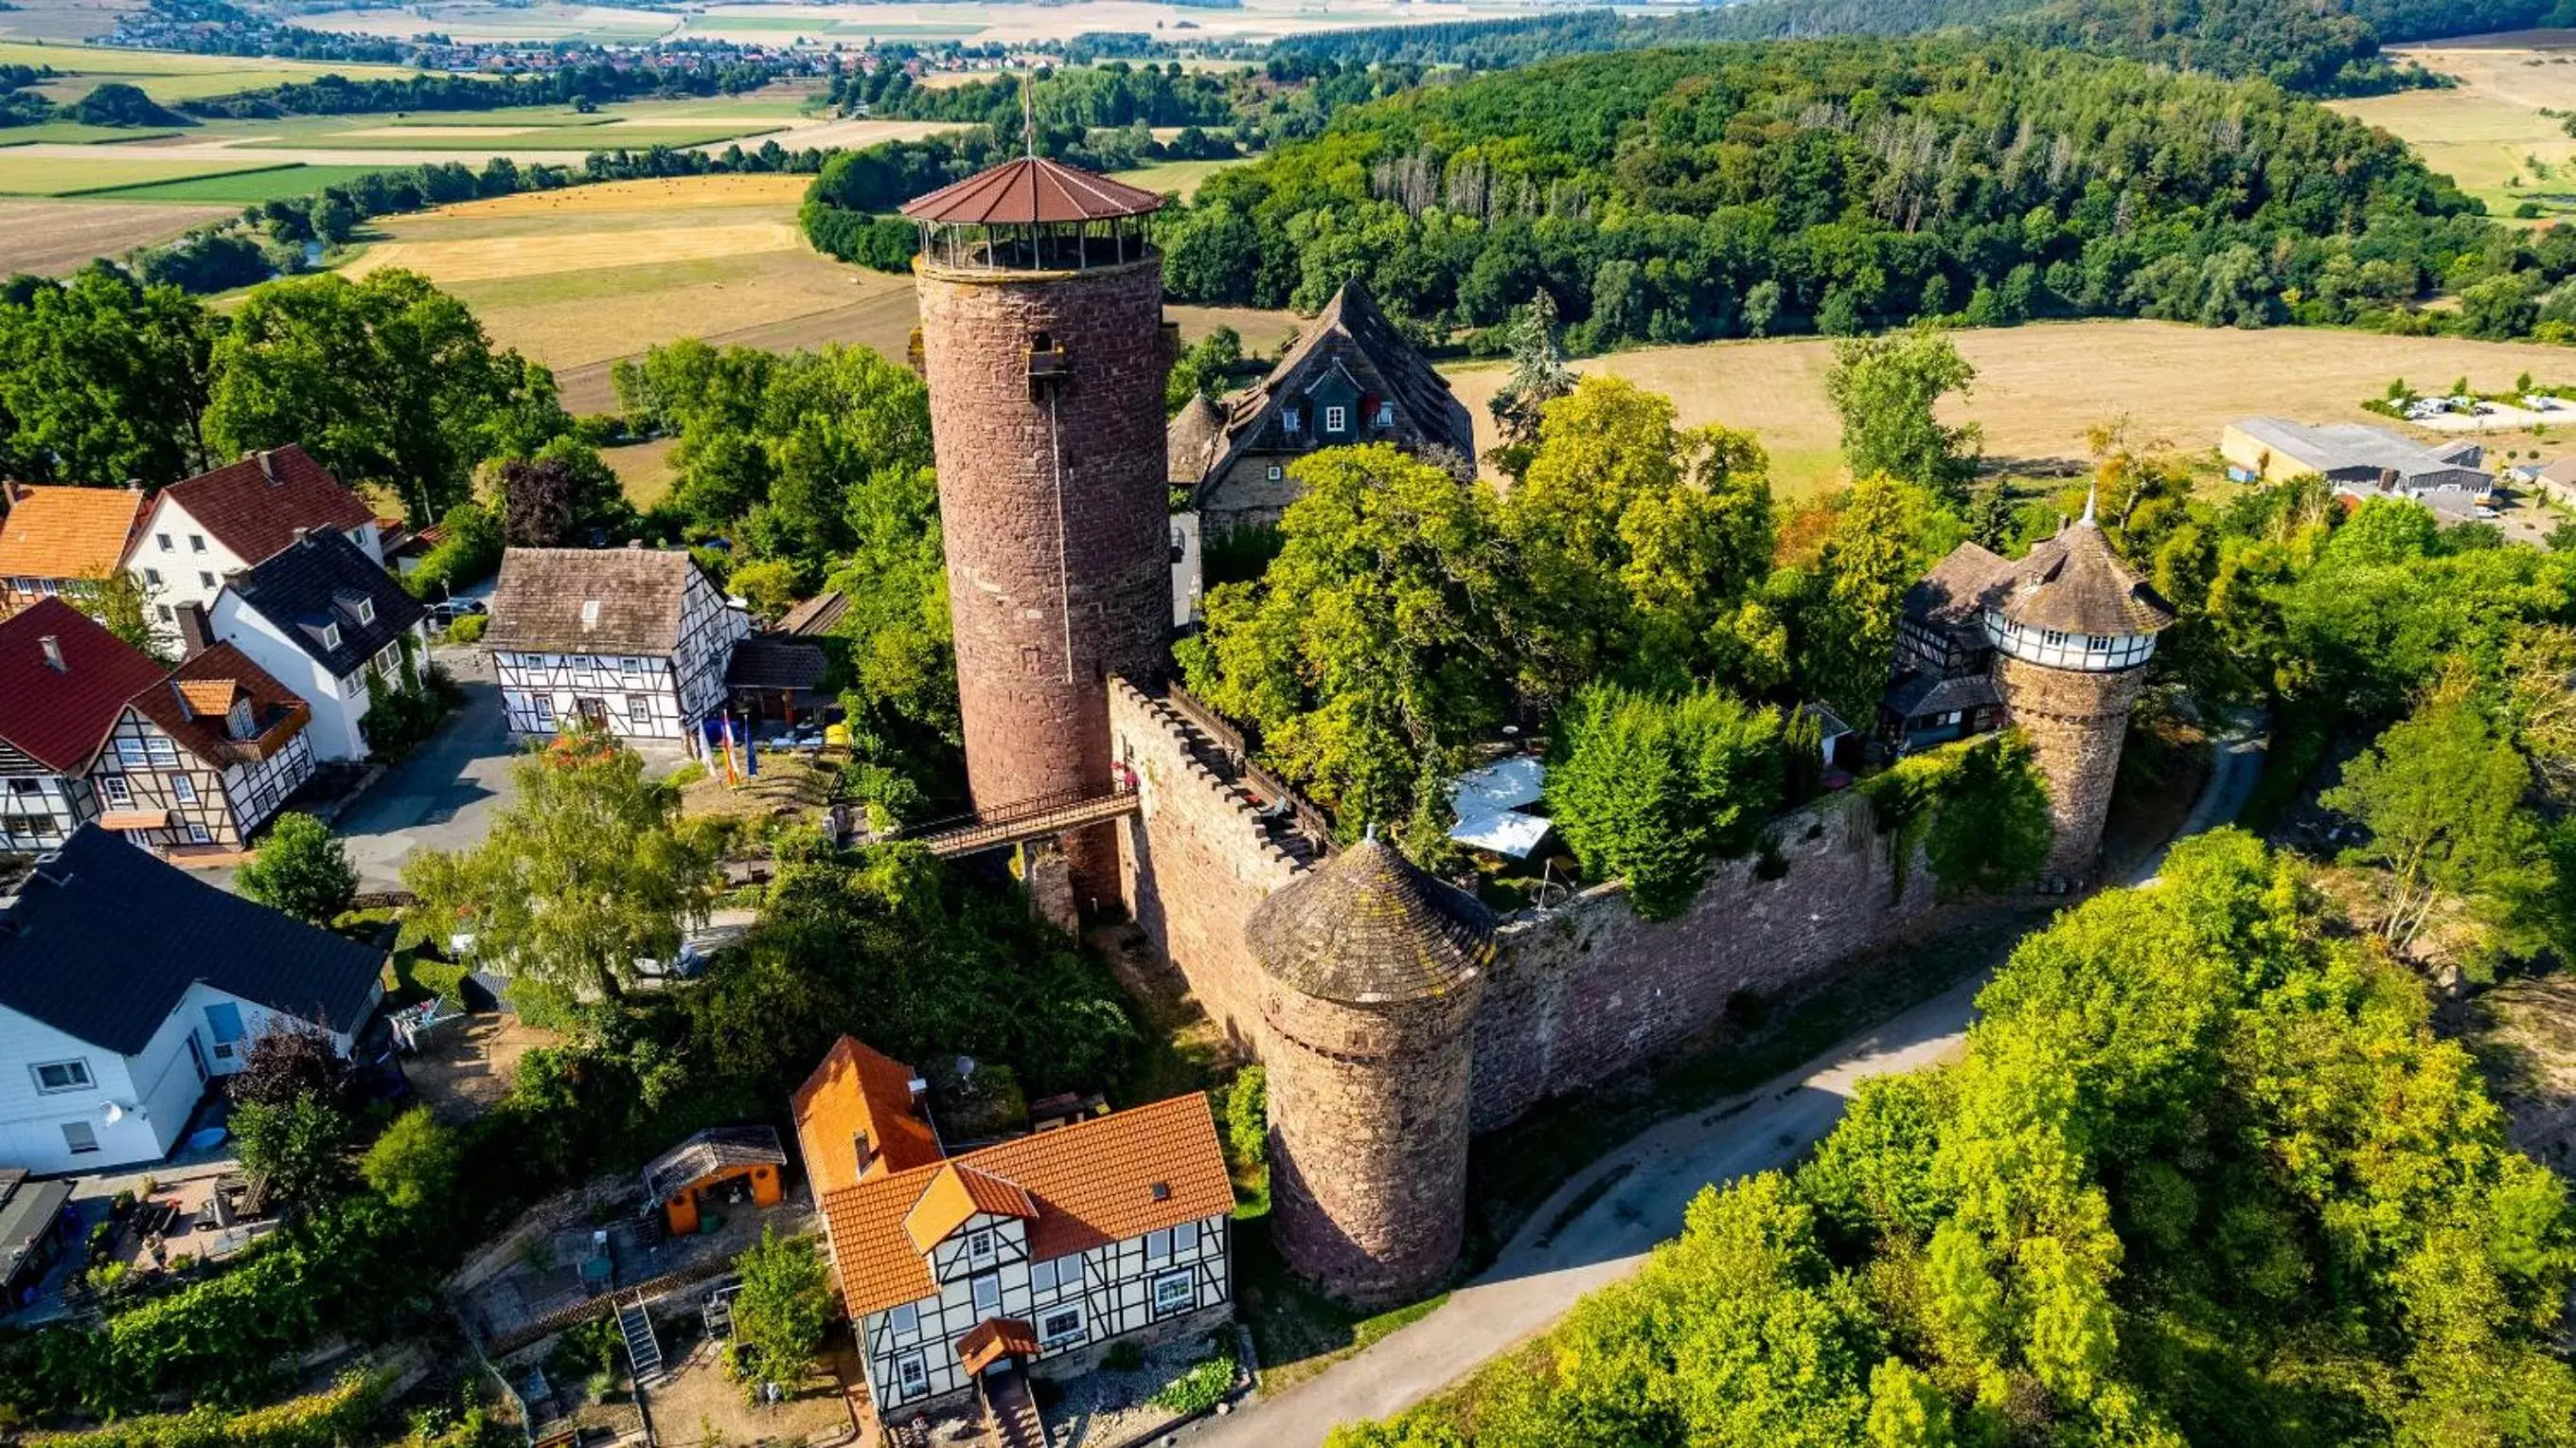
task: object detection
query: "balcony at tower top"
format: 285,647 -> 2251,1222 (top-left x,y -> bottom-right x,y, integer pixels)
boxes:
904,156 -> 1164,275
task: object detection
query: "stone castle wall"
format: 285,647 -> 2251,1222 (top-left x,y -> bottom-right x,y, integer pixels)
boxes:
1991,657 -> 2147,884
1109,680 -> 1305,1056
916,258 -> 1172,896
1467,789 -> 1936,1133
1110,686 -> 1939,1133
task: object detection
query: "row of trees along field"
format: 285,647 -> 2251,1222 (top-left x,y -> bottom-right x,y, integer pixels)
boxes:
1271,0 -> 2576,93
1329,831 -> 2576,1447
1155,38 -> 2571,353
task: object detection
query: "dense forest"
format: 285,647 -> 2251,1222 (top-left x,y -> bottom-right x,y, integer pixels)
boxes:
1272,0 -> 2572,95
1155,38 -> 2573,352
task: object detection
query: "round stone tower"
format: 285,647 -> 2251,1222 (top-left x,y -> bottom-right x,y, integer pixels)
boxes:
1983,493 -> 2177,885
902,157 -> 1174,899
1245,836 -> 1494,1308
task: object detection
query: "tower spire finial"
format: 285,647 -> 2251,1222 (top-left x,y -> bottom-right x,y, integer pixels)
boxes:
1022,68 -> 1037,160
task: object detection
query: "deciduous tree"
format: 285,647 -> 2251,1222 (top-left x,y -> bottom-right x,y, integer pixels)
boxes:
237,812 -> 358,925
1824,324 -> 1982,502
731,1227 -> 833,1389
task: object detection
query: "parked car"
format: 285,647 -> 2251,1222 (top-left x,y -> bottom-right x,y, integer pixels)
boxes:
425,599 -> 488,629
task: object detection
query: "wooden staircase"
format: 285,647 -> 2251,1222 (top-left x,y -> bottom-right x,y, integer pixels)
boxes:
979,1370 -> 1046,1448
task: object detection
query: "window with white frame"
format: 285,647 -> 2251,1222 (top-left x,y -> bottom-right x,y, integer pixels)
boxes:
894,1352 -> 928,1399
321,622 -> 342,652
62,1121 -> 98,1155
1283,406 -> 1303,433
144,567 -> 164,587
972,1274 -> 1001,1314
628,697 -> 649,726
1038,1305 -> 1085,1349
1324,404 -> 1347,433
1146,1227 -> 1172,1262
187,822 -> 211,845
169,774 -> 197,804
1152,1270 -> 1194,1317
156,533 -> 173,552
621,656 -> 644,674
967,1229 -> 995,1265
198,572 -> 215,590
145,737 -> 177,767
356,599 -> 375,625
1375,402 -> 1395,427
99,775 -> 132,807
188,534 -> 205,553
1266,465 -> 1284,481
1174,1220 -> 1199,1255
890,1303 -> 918,1337
534,695 -> 556,724
342,673 -> 363,698
32,1060 -> 92,1094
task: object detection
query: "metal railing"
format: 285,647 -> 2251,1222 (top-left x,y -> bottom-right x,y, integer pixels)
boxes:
890,781 -> 1137,846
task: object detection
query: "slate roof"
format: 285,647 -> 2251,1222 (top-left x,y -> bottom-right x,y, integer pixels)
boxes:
126,643 -> 311,767
1182,281 -> 1475,499
1885,670 -> 2001,721
0,824 -> 385,1054
1993,518 -> 2177,636
151,447 -> 375,568
0,1170 -> 71,1288
0,485 -> 146,583
774,591 -> 848,637
1166,394 -> 1228,486
1902,542 -> 2013,632
901,156 -> 1164,225
1245,836 -> 1494,1005
484,547 -> 712,657
639,1125 -> 786,1204
792,1035 -> 943,1194
0,599 -> 172,773
816,1091 -> 1231,1317
725,635 -> 827,692
229,530 -> 424,677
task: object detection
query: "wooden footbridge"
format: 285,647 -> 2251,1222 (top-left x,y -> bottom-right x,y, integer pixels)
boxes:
891,783 -> 1140,859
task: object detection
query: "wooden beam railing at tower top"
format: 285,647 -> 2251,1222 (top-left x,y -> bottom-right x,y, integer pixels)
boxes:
890,783 -> 1141,859
1160,682 -> 1339,858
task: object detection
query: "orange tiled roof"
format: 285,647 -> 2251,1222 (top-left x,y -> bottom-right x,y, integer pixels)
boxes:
956,1317 -> 1038,1375
902,1163 -> 1038,1254
126,643 -> 311,767
0,486 -> 145,583
791,1035 -> 943,1194
817,1092 -> 1232,1318
175,679 -> 241,717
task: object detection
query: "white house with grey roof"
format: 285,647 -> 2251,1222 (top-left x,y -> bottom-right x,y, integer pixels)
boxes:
0,826 -> 385,1172
482,546 -> 751,746
208,531 -> 429,762
2219,420 -> 2496,516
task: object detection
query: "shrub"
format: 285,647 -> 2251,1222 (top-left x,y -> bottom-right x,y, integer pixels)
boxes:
238,813 -> 358,925
1149,1341 -> 1236,1415
1218,1066 -> 1267,1172
1545,684 -> 1786,920
729,1228 -> 830,1390
30,1370 -> 389,1448
1859,730 -> 2052,898
361,1107 -> 461,1213
445,612 -> 488,643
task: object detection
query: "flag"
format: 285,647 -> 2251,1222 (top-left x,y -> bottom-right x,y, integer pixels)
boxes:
742,715 -> 758,778
720,711 -> 740,787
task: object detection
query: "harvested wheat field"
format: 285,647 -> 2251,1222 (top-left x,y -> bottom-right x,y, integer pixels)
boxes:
2334,33 -> 2576,216
1443,319 -> 2576,496
0,198 -> 233,274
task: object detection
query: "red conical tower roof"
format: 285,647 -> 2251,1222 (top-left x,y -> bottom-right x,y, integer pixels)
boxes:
900,155 -> 1164,225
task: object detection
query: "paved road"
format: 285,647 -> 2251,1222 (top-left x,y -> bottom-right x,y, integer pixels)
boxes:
1187,713 -> 2268,1448
329,648 -> 519,891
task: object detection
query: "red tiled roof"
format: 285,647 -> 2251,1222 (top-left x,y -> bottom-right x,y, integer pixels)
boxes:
902,1164 -> 1038,1254
900,156 -> 1164,225
0,599 -> 170,773
791,1035 -> 943,1194
148,446 -> 374,568
0,486 -> 146,583
817,1091 -> 1232,1317
957,1317 -> 1038,1375
125,643 -> 311,768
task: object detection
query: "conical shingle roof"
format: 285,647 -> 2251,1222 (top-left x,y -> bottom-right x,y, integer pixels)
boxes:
900,155 -> 1164,225
1994,517 -> 2177,636
1247,837 -> 1494,1005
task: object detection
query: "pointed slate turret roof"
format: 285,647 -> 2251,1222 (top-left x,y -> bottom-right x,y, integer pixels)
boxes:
900,155 -> 1164,225
1993,507 -> 2177,637
1246,836 -> 1494,1005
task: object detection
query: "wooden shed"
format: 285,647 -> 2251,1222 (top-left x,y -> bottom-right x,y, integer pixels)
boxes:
641,1125 -> 786,1235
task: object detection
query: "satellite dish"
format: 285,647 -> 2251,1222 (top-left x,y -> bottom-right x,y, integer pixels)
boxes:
100,1101 -> 125,1125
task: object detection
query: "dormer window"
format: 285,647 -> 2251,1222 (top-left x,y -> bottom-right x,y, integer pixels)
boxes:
355,599 -> 375,626
967,1229 -> 994,1263
1376,402 -> 1395,427
580,599 -> 601,630
321,622 -> 342,652
226,698 -> 255,741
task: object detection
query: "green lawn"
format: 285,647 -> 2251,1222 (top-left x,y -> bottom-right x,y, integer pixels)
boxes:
1113,155 -> 1252,202
0,155 -> 293,197
82,163 -> 405,203
236,122 -> 788,152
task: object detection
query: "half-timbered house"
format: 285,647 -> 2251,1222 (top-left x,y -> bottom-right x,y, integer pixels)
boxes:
483,546 -> 751,746
1880,541 -> 2013,755
791,1036 -> 1234,1427
209,531 -> 428,762
0,599 -> 169,853
94,644 -> 316,852
0,484 -> 148,620
1167,280 -> 1476,542
127,448 -> 382,648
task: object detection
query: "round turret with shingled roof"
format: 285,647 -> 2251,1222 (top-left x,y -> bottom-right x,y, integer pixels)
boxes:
1246,832 -> 1494,1307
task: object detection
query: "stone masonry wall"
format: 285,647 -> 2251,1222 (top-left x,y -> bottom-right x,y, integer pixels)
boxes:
1110,679 -> 1306,1056
1466,789 -> 1937,1134
1112,684 -> 1940,1135
1991,656 -> 2146,885
916,258 -> 1171,898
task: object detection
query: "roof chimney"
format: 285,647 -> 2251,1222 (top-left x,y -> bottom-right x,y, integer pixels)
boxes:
258,450 -> 279,484
177,602 -> 213,659
124,478 -> 142,492
293,526 -> 311,544
38,635 -> 63,673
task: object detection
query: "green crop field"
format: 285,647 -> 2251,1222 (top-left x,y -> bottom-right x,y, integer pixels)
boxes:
82,164 -> 407,204
0,40 -> 423,104
1113,156 -> 1252,201
0,122 -> 181,147
237,123 -> 789,152
0,154 -> 289,197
